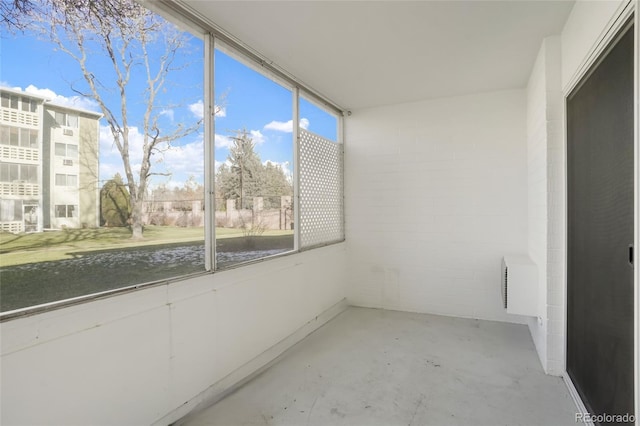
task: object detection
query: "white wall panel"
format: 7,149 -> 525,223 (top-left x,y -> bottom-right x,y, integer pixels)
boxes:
345,89 -> 529,323
1,245 -> 347,425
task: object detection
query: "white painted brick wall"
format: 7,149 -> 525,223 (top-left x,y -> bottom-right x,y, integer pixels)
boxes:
544,36 -> 564,376
525,36 -> 562,375
526,38 -> 549,372
345,90 -> 528,323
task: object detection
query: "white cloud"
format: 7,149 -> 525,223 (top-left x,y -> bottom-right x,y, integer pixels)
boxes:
189,100 -> 204,119
99,162 -> 124,182
250,130 -> 265,144
264,120 -> 292,132
263,118 -> 309,133
189,100 -> 226,119
22,85 -> 101,112
98,125 -> 159,182
160,139 -> 204,177
215,134 -> 233,149
159,108 -> 174,122
100,124 -> 206,186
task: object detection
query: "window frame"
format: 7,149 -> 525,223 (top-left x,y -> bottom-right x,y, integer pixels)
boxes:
55,142 -> 79,158
0,3 -> 346,320
54,204 -> 78,218
0,162 -> 37,183
54,173 -> 78,187
54,111 -> 79,128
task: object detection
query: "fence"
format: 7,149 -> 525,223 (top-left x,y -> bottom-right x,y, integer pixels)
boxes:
141,196 -> 293,230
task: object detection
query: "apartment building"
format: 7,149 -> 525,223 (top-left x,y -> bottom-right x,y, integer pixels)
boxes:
0,87 -> 101,233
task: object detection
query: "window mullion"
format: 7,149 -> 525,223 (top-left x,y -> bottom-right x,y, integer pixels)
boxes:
204,32 -> 216,272
293,87 -> 300,252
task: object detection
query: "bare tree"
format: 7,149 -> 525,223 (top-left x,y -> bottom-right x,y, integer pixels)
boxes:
24,0 -> 202,238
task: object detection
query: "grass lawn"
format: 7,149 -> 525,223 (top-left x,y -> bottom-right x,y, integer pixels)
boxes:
0,226 -> 293,267
0,226 -> 294,312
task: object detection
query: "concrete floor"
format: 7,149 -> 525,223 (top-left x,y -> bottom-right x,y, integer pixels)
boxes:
180,307 -> 577,426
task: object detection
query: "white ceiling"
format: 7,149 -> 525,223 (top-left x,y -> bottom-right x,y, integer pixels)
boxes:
184,1 -> 575,111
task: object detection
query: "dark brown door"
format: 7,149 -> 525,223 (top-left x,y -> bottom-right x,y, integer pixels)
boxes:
567,23 -> 635,422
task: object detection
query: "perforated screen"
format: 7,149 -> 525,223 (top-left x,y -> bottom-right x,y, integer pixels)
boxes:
299,129 -> 344,249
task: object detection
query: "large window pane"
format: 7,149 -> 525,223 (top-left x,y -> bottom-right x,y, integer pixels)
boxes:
0,126 -> 8,144
214,48 -> 294,269
67,114 -> 78,128
66,144 -> 78,158
55,143 -> 66,156
23,165 -> 37,183
28,130 -> 38,147
9,128 -> 18,145
55,205 -> 66,218
21,97 -> 30,111
0,163 -> 9,181
1,200 -> 16,221
54,111 -> 65,126
8,164 -> 18,181
0,0 -> 204,313
19,129 -> 29,147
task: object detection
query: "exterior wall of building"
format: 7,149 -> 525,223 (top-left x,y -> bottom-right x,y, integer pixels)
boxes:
47,107 -> 81,229
41,108 -> 53,228
78,115 -> 99,228
0,90 -> 44,233
0,87 -> 101,232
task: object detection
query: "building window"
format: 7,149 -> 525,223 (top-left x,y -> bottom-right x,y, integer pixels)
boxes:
2,93 -> 20,109
213,47 -> 295,269
55,205 -> 78,218
0,199 -> 22,221
21,97 -> 30,112
54,173 -> 77,186
0,1 -> 344,316
0,163 -> 37,183
0,126 -> 37,148
1,127 -> 37,147
9,127 -> 18,146
0,163 -> 38,183
54,111 -> 79,128
55,142 -> 78,157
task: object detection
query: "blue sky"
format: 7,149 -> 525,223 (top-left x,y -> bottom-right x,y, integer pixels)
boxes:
0,16 -> 337,190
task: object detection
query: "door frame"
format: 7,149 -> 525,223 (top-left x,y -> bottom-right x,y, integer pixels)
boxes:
561,1 -> 638,424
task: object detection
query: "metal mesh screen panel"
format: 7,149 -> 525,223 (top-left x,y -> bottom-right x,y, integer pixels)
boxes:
299,129 -> 343,249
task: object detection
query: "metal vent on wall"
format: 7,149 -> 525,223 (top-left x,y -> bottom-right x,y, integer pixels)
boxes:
502,262 -> 509,309
501,256 -> 538,317
298,129 -> 344,249
63,159 -> 73,166
63,129 -> 73,136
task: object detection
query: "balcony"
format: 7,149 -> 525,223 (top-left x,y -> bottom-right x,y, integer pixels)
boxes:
0,221 -> 23,234
0,108 -> 39,127
0,145 -> 39,163
0,182 -> 39,197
